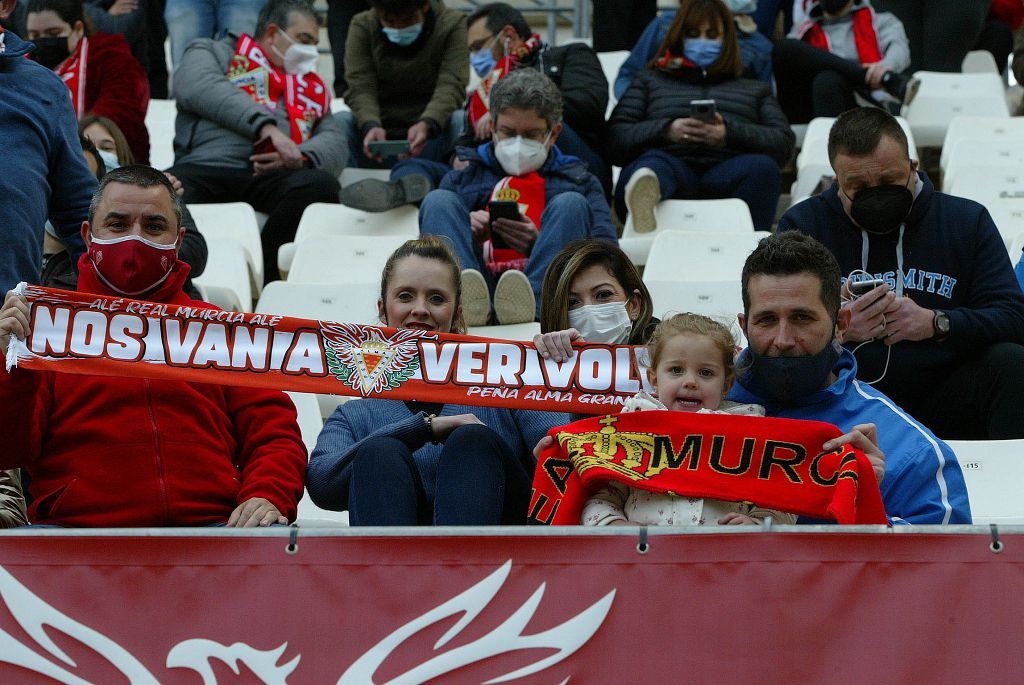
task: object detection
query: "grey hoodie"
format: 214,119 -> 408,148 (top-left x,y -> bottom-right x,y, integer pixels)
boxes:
789,0 -> 910,73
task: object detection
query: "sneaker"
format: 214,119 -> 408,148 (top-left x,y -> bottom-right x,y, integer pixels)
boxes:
624,167 -> 661,233
461,268 -> 490,327
339,174 -> 431,212
880,71 -> 921,106
493,269 -> 536,325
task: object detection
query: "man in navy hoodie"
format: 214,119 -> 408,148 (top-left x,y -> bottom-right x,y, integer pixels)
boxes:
779,107 -> 1024,440
0,0 -> 95,293
728,231 -> 971,525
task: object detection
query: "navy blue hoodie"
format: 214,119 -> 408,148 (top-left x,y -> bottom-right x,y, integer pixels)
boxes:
0,29 -> 95,292
779,172 -> 1024,412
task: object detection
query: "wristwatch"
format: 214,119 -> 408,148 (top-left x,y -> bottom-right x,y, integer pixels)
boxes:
932,310 -> 950,340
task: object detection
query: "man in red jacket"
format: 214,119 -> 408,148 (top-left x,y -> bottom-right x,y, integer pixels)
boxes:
0,166 -> 307,527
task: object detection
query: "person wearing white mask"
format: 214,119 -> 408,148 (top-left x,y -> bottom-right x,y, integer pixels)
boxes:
418,69 -> 617,327
166,0 -> 347,283
535,240 -> 657,363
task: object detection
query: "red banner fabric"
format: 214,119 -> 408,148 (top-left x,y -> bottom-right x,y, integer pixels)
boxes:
0,531 -> 1020,683
5,285 -> 650,414
528,411 -> 887,526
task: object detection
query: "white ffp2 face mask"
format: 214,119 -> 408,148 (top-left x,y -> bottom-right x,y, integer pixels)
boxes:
494,134 -> 550,176
568,301 -> 633,344
273,30 -> 319,75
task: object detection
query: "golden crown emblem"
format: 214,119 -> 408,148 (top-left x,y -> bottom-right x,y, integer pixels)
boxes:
556,415 -> 661,483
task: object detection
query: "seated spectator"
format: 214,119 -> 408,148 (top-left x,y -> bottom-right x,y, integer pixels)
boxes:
336,0 -> 467,210
168,0 -> 345,283
727,231 -> 971,524
0,470 -> 28,528
974,0 -> 1024,77
347,2 -> 612,208
306,236 -> 569,526
614,0 -> 776,99
534,239 -> 657,363
608,0 -> 794,233
80,113 -> 134,170
27,0 -> 151,163
419,70 -> 616,326
81,0 -> 148,82
779,107 -> 1024,440
772,0 -> 917,124
0,166 -> 306,527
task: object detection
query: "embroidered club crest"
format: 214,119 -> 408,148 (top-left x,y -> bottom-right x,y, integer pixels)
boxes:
321,322 -> 436,395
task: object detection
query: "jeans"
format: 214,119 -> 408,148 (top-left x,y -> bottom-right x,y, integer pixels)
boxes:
166,163 -> 341,282
772,39 -> 871,124
336,111 -> 456,171
615,149 -> 781,232
419,189 -> 594,315
165,0 -> 263,69
347,425 -> 533,525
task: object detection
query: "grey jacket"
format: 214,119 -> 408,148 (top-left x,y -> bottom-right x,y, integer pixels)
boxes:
789,0 -> 910,73
172,36 -> 347,175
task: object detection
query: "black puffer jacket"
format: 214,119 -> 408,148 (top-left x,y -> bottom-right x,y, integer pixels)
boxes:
607,64 -> 794,169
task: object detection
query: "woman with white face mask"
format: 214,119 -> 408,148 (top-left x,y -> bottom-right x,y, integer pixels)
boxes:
534,240 -> 657,363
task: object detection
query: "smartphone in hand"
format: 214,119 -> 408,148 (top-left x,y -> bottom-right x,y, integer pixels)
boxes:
253,136 -> 275,155
368,140 -> 412,157
690,99 -> 717,123
488,200 -> 521,250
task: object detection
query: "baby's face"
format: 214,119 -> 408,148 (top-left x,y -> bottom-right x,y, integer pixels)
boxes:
650,333 -> 728,412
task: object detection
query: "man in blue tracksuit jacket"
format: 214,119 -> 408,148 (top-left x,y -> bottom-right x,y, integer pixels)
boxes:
727,231 -> 971,525
779,107 -> 1024,440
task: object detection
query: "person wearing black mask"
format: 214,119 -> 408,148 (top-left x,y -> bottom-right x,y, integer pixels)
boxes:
727,231 -> 971,525
779,106 -> 1024,442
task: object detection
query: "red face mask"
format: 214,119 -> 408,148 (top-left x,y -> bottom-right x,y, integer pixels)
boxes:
88,234 -> 178,296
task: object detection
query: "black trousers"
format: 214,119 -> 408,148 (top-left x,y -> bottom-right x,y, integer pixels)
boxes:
877,0 -> 991,73
167,163 -> 341,283
904,343 -> 1024,440
592,0 -> 657,52
326,0 -> 370,96
773,38 -> 870,124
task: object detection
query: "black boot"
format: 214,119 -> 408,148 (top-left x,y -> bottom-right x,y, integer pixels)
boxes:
880,70 -> 921,105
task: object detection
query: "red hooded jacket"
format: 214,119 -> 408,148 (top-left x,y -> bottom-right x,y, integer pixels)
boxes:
0,257 -> 306,526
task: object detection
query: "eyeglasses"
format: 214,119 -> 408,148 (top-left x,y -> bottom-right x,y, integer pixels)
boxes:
493,128 -> 550,143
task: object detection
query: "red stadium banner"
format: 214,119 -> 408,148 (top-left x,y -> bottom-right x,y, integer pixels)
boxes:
529,411 -> 888,526
0,530 -> 1021,683
5,285 -> 652,414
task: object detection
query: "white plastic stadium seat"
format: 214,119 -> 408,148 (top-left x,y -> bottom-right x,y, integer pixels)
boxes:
946,440 -> 1024,525
193,240 -> 252,311
1010,232 -> 1024,262
294,202 -> 419,241
902,72 -> 1010,147
620,198 -> 754,266
330,97 -> 350,114
598,50 -> 630,117
187,202 -> 265,295
962,50 -> 1000,75
789,162 -> 835,205
286,391 -> 349,527
287,234 -> 410,284
145,98 -> 177,170
940,116 -> 1024,175
256,280 -> 382,324
468,322 -> 541,341
984,198 -> 1024,252
945,166 -> 1024,205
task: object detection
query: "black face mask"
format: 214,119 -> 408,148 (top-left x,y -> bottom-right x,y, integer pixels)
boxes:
738,338 -> 841,406
819,0 -> 851,14
847,172 -> 914,235
31,35 -> 71,69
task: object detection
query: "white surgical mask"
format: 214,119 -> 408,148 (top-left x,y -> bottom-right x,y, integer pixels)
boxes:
273,30 -> 319,75
494,133 -> 550,176
98,149 -> 120,172
568,301 -> 633,344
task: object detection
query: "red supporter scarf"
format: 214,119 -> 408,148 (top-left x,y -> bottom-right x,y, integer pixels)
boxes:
484,172 -> 546,275
54,35 -> 88,117
467,33 -> 543,128
653,49 -> 698,77
528,411 -> 888,526
227,34 -> 329,144
799,7 -> 883,65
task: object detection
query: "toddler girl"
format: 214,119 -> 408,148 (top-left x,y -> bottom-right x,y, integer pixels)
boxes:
581,313 -> 797,527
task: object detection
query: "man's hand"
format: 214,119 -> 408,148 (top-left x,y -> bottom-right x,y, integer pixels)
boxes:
491,215 -> 539,255
823,422 -> 885,486
719,512 -> 757,525
363,126 -> 387,161
250,152 -> 285,176
163,172 -> 185,197
863,61 -> 890,90
533,328 -> 583,363
667,114 -> 726,147
469,209 -> 490,242
108,0 -> 138,15
227,497 -> 287,527
407,121 -> 431,158
841,282 -> 898,343
881,297 -> 936,345
473,112 -> 493,141
430,413 -> 484,441
0,291 -> 30,348
255,123 -> 303,171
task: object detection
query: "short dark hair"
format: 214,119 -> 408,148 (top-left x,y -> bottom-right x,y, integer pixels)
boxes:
88,165 -> 183,227
367,0 -> 429,19
78,134 -> 105,180
466,3 -> 531,40
741,232 -> 842,319
26,0 -> 88,33
255,0 -> 317,38
827,107 -> 910,165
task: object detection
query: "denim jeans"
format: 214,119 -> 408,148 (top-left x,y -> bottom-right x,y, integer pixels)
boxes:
165,0 -> 263,69
347,425 -> 532,525
335,111 -> 458,172
615,149 -> 781,232
419,189 -> 594,316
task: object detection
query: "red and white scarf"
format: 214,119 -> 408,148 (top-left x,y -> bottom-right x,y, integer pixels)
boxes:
227,34 -> 329,144
54,35 -> 89,117
797,6 -> 884,65
484,172 -> 546,276
467,33 -> 543,129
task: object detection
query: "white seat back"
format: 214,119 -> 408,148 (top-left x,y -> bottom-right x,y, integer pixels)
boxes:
256,280 -> 382,324
961,49 -> 1000,74
294,202 -> 420,242
598,50 -> 630,116
187,202 -> 265,293
145,98 -> 177,170
945,166 -> 1024,205
985,198 -> 1024,252
903,73 -> 1010,147
193,240 -> 252,311
619,198 -> 754,266
946,440 -> 1024,525
287,235 -> 410,284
